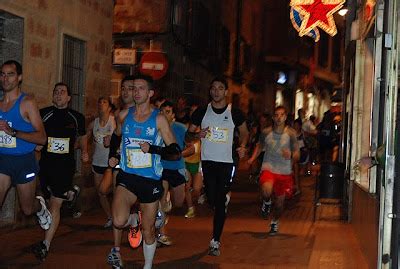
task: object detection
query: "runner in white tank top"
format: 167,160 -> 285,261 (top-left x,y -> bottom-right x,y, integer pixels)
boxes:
186,77 -> 249,256
87,97 -> 116,228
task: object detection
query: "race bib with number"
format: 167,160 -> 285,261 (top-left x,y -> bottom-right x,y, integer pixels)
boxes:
298,139 -> 305,148
126,148 -> 152,168
47,137 -> 70,154
94,134 -> 104,144
0,131 -> 16,148
206,127 -> 229,143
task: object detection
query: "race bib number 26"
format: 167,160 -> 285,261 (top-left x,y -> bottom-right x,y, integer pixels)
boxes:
0,131 -> 16,148
47,137 -> 70,154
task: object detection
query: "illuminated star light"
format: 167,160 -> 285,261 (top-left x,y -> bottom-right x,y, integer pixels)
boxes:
290,7 -> 321,42
290,0 -> 345,37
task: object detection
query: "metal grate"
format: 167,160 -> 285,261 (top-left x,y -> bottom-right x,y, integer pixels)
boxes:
62,35 -> 86,112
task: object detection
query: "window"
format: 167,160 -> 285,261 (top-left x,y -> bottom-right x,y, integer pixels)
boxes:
62,35 -> 86,112
332,29 -> 342,73
188,1 -> 210,53
172,0 -> 188,43
218,26 -> 230,72
318,32 -> 329,68
0,11 -> 24,68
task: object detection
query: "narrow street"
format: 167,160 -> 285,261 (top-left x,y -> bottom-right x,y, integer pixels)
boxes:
0,167 -> 368,269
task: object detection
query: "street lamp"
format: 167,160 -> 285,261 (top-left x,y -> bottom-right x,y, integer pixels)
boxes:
338,6 -> 348,16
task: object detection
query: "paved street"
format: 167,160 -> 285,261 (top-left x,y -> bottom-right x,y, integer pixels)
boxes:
0,169 -> 368,269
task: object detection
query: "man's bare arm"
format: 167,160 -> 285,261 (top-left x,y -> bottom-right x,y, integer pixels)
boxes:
18,96 -> 46,145
236,121 -> 249,159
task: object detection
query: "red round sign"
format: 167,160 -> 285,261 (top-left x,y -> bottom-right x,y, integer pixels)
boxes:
139,52 -> 169,80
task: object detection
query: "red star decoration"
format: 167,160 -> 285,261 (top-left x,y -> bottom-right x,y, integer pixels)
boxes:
290,0 -> 345,37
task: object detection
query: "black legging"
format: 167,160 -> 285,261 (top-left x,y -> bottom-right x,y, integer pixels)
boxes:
201,161 -> 235,242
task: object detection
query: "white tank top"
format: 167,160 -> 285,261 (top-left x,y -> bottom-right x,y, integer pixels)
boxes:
201,103 -> 235,163
92,115 -> 116,167
261,127 -> 293,175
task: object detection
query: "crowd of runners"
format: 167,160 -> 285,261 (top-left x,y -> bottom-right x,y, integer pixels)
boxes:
0,59 -> 305,269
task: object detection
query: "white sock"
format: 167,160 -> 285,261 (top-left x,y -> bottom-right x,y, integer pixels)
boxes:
264,198 -> 272,205
143,241 -> 157,269
131,213 -> 139,227
43,240 -> 50,251
125,213 -> 138,228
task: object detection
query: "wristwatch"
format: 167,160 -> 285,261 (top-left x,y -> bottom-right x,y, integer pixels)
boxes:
10,128 -> 17,137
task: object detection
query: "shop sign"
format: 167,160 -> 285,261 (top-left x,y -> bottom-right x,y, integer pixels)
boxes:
113,48 -> 136,65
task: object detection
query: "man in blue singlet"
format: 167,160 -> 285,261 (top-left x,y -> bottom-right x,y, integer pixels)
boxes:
157,100 -> 191,246
0,60 -> 51,232
108,74 -> 181,269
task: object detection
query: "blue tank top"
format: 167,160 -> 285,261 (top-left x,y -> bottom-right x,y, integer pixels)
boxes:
0,93 -> 36,155
120,108 -> 163,180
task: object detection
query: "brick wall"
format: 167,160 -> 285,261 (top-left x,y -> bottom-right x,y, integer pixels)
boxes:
0,0 -> 114,223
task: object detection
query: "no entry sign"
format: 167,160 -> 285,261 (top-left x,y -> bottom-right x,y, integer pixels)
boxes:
139,52 -> 169,80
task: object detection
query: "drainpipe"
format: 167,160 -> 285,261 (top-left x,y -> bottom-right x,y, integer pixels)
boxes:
233,0 -> 243,81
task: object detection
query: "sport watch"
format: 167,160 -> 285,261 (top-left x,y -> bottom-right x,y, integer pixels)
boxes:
10,128 -> 17,137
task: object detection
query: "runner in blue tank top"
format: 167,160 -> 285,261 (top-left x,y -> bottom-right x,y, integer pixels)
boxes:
0,60 -> 51,236
109,74 -> 181,269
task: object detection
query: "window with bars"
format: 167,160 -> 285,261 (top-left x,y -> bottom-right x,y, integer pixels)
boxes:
62,35 -> 86,113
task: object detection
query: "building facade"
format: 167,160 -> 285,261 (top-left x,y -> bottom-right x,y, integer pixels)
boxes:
343,0 -> 400,268
263,0 -> 344,120
112,0 -> 265,116
0,0 -> 114,226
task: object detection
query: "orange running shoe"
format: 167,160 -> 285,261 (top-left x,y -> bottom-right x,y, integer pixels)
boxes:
128,212 -> 142,248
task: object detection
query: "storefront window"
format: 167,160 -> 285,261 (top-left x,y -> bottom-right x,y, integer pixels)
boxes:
276,89 -> 284,107
295,89 -> 304,118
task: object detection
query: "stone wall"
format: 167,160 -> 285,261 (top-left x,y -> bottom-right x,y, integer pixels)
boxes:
0,0 -> 113,117
0,0 -> 114,225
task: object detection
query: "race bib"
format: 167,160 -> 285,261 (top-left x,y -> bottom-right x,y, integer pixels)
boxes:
298,139 -> 305,148
126,148 -> 152,168
47,137 -> 70,154
94,133 -> 104,144
0,131 -> 16,148
207,127 -> 228,143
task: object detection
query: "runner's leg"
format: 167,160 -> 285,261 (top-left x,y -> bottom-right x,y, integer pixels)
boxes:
0,173 -> 11,207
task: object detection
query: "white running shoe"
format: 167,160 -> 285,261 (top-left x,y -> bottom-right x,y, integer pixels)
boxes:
208,239 -> 221,256
198,193 -> 206,204
104,217 -> 113,228
36,196 -> 52,230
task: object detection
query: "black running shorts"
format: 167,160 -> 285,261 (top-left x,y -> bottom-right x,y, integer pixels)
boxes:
116,170 -> 164,203
161,168 -> 187,187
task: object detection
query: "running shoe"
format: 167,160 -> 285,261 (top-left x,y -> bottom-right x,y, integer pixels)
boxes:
72,211 -> 82,219
268,221 -> 279,236
107,247 -> 123,268
163,191 -> 172,213
32,241 -> 48,261
157,233 -> 172,246
225,193 -> 231,213
104,217 -> 113,228
36,196 -> 52,230
67,185 -> 80,209
162,199 -> 172,213
128,212 -> 142,248
208,239 -> 221,256
198,193 -> 206,204
184,207 -> 195,218
261,199 -> 272,219
155,209 -> 165,229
